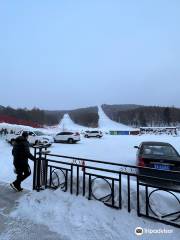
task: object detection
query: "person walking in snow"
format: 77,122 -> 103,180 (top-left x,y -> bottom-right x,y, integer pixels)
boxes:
4,128 -> 8,135
10,131 -> 36,192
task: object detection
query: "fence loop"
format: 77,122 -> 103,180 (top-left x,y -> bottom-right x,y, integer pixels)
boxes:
33,145 -> 180,228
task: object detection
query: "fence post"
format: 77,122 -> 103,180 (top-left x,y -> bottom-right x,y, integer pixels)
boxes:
44,147 -> 48,189
33,158 -> 37,190
137,176 -> 140,217
33,147 -> 37,190
36,147 -> 42,192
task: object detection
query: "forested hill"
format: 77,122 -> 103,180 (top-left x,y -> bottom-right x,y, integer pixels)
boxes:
102,104 -> 180,127
0,104 -> 180,128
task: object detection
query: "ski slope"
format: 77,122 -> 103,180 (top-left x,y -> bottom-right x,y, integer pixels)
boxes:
57,107 -> 136,133
98,106 -> 135,131
58,114 -> 87,131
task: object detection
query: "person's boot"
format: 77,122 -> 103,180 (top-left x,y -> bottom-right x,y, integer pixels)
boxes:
10,182 -> 23,192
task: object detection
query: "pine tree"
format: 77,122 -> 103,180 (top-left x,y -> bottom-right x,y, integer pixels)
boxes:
163,107 -> 171,126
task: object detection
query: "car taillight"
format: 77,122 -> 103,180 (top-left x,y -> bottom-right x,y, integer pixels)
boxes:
138,157 -> 145,167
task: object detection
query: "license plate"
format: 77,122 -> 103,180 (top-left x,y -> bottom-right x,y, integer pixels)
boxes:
154,164 -> 170,170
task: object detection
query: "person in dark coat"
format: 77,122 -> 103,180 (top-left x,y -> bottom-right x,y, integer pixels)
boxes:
10,131 -> 36,191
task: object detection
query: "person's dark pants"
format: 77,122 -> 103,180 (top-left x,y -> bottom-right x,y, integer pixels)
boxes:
14,164 -> 31,187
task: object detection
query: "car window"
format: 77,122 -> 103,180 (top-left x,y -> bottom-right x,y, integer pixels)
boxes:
143,145 -> 178,157
34,131 -> 44,136
65,132 -> 73,135
57,132 -> 72,135
57,132 -> 64,135
29,132 -> 35,136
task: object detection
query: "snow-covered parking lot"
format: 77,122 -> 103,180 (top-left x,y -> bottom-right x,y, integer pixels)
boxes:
1,134 -> 180,189
51,134 -> 180,164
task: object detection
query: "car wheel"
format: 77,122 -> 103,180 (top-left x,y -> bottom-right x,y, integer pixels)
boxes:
34,140 -> 39,146
45,143 -> 51,147
68,138 -> 74,144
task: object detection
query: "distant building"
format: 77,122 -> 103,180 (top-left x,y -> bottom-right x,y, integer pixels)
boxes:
140,127 -> 177,135
109,130 -> 140,135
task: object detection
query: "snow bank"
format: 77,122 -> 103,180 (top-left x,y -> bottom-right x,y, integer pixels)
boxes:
49,167 -> 180,223
10,189 -> 179,240
0,122 -> 34,133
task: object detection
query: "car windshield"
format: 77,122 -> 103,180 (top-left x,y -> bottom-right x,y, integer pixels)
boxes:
143,145 -> 178,157
16,131 -> 21,135
34,131 -> 45,136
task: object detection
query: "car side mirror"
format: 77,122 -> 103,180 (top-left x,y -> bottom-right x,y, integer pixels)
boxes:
134,146 -> 139,149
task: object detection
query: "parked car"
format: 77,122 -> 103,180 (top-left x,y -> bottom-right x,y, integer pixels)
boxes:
134,141 -> 180,182
6,130 -> 54,146
54,131 -> 80,143
84,130 -> 103,138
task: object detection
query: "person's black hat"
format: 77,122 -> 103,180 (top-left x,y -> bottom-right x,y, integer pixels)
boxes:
22,131 -> 29,138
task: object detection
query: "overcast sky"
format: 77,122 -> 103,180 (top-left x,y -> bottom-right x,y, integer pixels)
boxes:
0,0 -> 179,110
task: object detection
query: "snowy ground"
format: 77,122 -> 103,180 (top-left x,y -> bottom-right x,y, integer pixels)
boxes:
7,189 -> 180,240
1,134 -> 180,239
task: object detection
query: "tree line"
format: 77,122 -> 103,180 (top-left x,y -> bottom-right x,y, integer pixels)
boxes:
1,104 -> 180,128
102,105 -> 180,127
0,106 -> 59,127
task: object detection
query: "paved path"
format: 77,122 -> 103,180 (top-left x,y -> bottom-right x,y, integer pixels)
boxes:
0,182 -> 63,240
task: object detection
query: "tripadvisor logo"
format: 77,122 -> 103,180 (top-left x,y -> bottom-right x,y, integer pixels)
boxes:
135,227 -> 144,236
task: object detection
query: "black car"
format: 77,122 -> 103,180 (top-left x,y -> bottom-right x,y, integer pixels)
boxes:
134,141 -> 180,183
